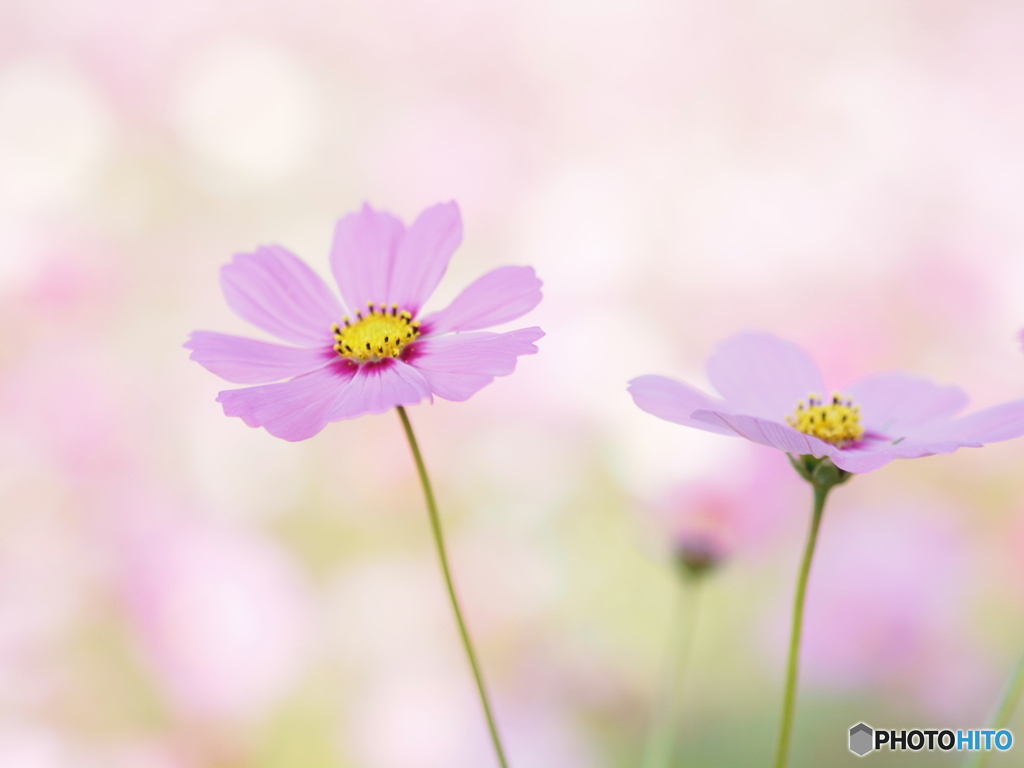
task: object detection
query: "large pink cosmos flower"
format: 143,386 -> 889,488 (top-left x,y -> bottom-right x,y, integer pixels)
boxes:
629,332 -> 1024,474
186,202 -> 543,441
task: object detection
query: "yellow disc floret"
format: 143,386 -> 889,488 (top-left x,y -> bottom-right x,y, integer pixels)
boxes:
786,393 -> 865,447
332,302 -> 421,362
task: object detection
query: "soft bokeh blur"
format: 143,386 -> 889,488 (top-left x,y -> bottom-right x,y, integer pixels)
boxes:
2,1 -> 1024,765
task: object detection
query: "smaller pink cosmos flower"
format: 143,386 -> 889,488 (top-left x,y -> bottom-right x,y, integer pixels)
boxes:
186,202 -> 543,441
629,332 -> 1024,473
655,450 -> 794,574
662,481 -> 736,574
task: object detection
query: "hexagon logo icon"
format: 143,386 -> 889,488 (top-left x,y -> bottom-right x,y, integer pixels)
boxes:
849,723 -> 874,757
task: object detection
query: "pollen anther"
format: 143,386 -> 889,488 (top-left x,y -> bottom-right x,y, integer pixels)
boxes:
786,392 -> 865,447
332,303 -> 421,362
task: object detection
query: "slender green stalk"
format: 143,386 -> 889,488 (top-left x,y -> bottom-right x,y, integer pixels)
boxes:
396,406 -> 510,768
773,483 -> 831,768
966,647 -> 1024,768
642,576 -> 703,768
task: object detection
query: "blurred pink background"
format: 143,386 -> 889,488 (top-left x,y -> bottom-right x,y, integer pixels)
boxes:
1,0 -> 1023,765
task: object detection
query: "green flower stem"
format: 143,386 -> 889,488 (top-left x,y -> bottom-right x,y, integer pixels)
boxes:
966,647 -> 1024,768
642,574 -> 704,768
397,406 -> 510,768
773,481 -> 832,768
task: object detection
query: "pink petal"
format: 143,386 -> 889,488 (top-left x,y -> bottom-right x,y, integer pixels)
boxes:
706,332 -> 825,420
829,438 -> 979,474
418,266 -> 542,335
819,449 -> 898,474
920,399 -> 1024,444
627,376 -> 735,436
185,331 -> 337,384
691,409 -> 837,456
408,327 -> 543,401
844,373 -> 968,436
217,360 -> 358,441
388,201 -> 463,315
692,409 -> 986,474
329,359 -> 433,420
330,203 -> 405,314
220,246 -> 343,346
692,409 -> 985,473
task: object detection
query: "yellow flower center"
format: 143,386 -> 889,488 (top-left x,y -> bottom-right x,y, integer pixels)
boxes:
332,303 -> 421,362
786,393 -> 865,447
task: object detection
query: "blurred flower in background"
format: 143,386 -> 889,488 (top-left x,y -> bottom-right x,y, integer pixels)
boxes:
649,446 -> 797,574
794,500 -> 993,719
2,0 -> 1024,766
116,508 -> 313,722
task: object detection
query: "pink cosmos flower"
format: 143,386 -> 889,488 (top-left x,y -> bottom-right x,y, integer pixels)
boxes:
654,449 -> 795,572
629,332 -> 1024,473
185,202 -> 543,441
